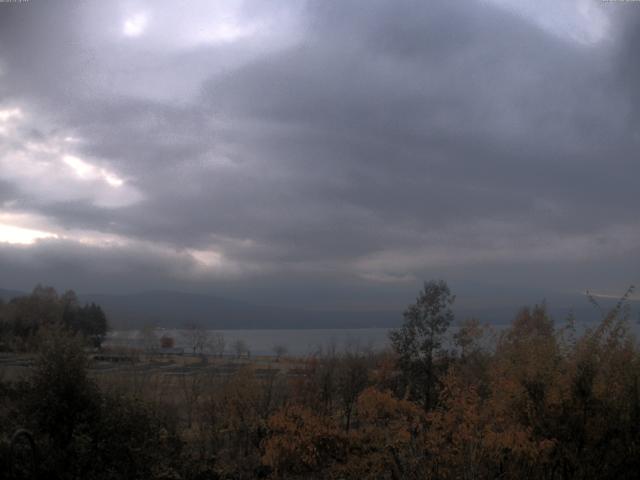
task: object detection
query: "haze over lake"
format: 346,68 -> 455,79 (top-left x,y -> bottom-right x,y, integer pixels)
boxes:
105,317 -> 640,357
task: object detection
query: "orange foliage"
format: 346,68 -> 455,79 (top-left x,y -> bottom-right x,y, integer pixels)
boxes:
334,387 -> 425,479
262,405 -> 344,477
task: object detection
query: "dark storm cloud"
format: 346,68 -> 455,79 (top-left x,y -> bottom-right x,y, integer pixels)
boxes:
0,238 -> 207,293
198,1 -> 635,254
0,0 -> 637,309
614,6 -> 640,124
0,180 -> 17,203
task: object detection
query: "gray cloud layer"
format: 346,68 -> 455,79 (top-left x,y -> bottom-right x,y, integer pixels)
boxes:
0,0 -> 638,311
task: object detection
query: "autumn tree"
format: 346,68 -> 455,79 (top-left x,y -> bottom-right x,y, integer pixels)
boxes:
389,280 -> 455,410
545,287 -> 640,478
338,387 -> 426,479
213,368 -> 285,476
453,317 -> 488,360
263,404 -> 344,477
338,350 -> 369,432
452,318 -> 492,393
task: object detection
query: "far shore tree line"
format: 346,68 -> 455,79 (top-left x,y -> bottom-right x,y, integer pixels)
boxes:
0,286 -> 290,360
139,323 -> 281,359
0,285 -> 107,351
0,280 -> 638,479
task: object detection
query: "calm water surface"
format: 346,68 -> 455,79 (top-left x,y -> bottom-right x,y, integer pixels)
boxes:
106,320 -> 635,356
106,328 -> 392,356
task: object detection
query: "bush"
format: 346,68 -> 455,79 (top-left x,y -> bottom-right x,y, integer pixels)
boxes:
2,326 -> 183,480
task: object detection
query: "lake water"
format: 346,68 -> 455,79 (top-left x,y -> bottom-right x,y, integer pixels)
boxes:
105,328 -> 393,356
105,319 -> 638,357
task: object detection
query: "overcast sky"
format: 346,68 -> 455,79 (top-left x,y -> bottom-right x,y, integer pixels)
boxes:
0,0 -> 638,312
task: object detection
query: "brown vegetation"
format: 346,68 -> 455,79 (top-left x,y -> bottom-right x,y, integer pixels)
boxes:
1,282 -> 639,479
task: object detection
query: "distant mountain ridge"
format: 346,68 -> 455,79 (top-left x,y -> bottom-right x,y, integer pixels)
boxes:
2,288 -> 400,329
80,290 -> 398,330
1,288 -> 637,330
0,288 -> 24,301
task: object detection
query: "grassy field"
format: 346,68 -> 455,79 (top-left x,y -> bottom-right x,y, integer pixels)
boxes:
1,349 -> 305,426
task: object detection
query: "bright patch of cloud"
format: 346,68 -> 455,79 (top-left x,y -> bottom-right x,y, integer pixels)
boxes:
197,20 -> 260,44
63,155 -> 95,178
1,211 -> 147,254
189,248 -> 223,268
126,1 -> 301,50
484,0 -> 610,45
0,223 -> 57,245
0,106 -> 138,207
63,155 -> 125,188
0,213 -> 132,249
102,171 -> 124,187
0,107 -> 23,135
72,230 -> 131,248
123,13 -> 148,37
0,108 -> 22,122
0,212 -> 58,245
0,209 -> 241,279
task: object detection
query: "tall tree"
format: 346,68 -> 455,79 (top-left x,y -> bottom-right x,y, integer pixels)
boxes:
9,285 -> 62,342
61,293 -> 108,348
390,280 -> 455,410
82,303 -> 108,347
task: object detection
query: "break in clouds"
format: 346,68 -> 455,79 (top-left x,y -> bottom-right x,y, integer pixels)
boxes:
0,0 -> 638,310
